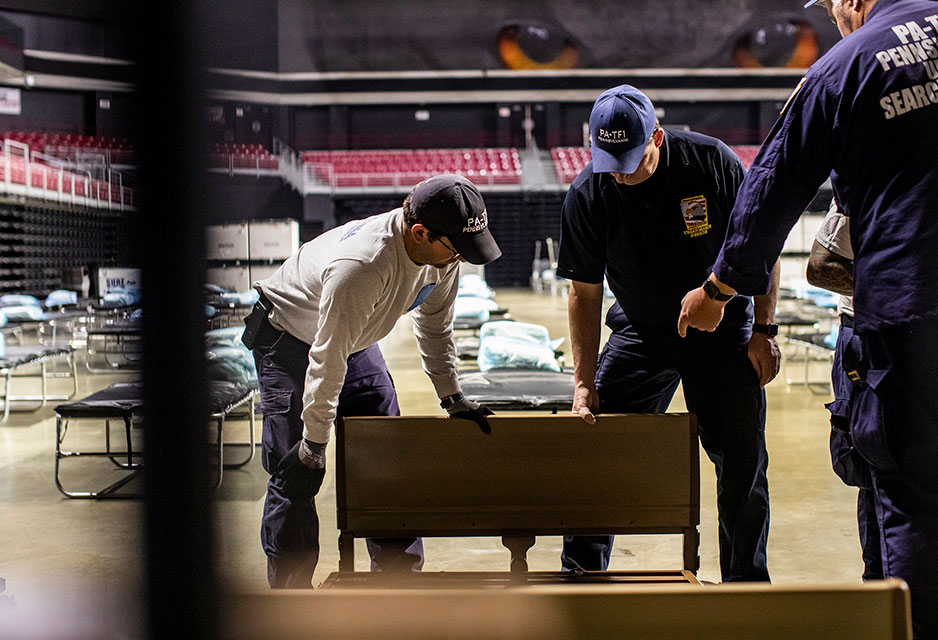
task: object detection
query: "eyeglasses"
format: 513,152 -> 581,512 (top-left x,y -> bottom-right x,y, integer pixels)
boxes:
436,236 -> 460,258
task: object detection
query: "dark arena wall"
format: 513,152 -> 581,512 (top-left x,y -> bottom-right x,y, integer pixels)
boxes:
0,0 -> 839,292
207,0 -> 841,73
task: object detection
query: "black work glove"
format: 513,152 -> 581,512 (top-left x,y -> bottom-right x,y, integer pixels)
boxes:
443,393 -> 494,434
277,438 -> 326,500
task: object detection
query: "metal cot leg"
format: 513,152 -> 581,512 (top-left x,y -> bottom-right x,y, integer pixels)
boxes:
1,371 -> 10,423
40,362 -> 49,408
214,417 -> 224,489
221,393 -> 257,469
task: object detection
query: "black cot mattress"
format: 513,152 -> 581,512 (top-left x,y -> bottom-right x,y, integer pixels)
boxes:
55,380 -> 256,418
457,369 -> 574,411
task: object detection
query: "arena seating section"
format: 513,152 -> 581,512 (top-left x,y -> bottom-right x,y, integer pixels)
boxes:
1,132 -> 134,208
299,145 -> 757,189
302,148 -> 522,187
208,142 -> 279,171
552,145 -> 762,184
2,131 -> 135,166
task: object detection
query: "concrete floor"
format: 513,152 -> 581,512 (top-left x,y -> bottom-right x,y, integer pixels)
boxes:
0,289 -> 863,637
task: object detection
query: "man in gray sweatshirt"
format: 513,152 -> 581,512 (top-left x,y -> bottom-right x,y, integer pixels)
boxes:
242,174 -> 501,587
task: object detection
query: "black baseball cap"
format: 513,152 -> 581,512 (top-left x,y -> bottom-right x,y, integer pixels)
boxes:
411,174 -> 502,265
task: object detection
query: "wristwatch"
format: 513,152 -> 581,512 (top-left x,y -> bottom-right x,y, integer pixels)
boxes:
702,279 -> 734,302
752,323 -> 779,337
440,392 -> 464,410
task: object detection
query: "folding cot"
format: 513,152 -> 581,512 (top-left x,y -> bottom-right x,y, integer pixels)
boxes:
458,368 -> 574,412
0,345 -> 78,422
0,324 -> 24,346
4,308 -> 90,347
784,331 -> 836,394
452,306 -> 509,332
53,380 -> 257,498
84,317 -> 142,373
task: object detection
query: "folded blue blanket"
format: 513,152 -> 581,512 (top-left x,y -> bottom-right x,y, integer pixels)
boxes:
0,294 -> 41,309
206,345 -> 257,384
1,305 -> 44,321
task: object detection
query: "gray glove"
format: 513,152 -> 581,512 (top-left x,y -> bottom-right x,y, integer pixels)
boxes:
442,393 -> 494,434
277,439 -> 326,499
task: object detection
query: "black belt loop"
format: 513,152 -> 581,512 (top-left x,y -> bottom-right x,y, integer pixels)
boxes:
840,313 -> 854,329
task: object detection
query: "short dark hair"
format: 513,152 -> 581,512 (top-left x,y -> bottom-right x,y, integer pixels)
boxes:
402,190 -> 417,226
401,187 -> 442,239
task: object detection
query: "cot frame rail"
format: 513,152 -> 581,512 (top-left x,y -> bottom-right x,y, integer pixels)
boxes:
54,385 -> 256,499
0,349 -> 77,422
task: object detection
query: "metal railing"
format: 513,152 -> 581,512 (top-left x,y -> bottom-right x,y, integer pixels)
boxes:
1,139 -> 134,210
299,163 -> 521,192
206,150 -> 280,178
271,137 -> 305,192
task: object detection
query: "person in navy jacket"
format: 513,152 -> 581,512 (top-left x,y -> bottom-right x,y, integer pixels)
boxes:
558,84 -> 781,582
679,1 -> 938,636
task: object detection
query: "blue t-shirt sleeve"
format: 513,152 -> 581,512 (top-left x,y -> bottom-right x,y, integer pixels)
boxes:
556,177 -> 608,284
714,72 -> 838,294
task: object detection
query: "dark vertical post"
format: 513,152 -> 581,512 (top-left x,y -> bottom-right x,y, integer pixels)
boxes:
328,104 -> 349,150
133,3 -> 217,639
544,102 -> 562,150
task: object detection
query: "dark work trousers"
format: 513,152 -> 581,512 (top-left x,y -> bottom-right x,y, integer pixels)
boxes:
253,331 -> 424,588
561,317 -> 770,582
852,321 -> 938,639
826,319 -> 883,581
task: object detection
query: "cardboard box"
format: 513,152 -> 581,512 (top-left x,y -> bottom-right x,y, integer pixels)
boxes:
207,222 -> 250,260
206,266 -> 251,293
97,267 -> 141,296
250,263 -> 281,284
249,219 -> 299,260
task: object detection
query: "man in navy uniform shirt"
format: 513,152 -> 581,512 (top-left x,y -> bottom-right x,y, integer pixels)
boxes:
679,0 -> 938,635
558,84 -> 781,582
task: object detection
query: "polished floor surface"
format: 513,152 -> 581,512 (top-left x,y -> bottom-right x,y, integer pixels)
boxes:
0,289 -> 861,634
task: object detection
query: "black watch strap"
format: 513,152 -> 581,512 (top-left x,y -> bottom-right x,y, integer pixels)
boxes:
752,323 -> 779,337
702,279 -> 734,302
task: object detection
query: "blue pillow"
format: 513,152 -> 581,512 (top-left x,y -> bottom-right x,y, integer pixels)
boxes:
44,290 -> 79,307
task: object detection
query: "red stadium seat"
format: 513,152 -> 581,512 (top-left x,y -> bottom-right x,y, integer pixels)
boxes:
303,147 -> 524,187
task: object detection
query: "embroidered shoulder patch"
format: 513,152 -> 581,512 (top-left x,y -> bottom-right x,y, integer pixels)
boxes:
680,195 -> 711,238
340,221 -> 367,241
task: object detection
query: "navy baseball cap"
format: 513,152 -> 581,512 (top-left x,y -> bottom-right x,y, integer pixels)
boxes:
589,84 -> 658,174
411,174 -> 502,265
803,0 -> 829,7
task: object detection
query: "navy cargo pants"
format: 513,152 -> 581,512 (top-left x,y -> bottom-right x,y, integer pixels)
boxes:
826,319 -> 883,580
562,304 -> 770,582
253,331 -> 424,588
851,320 -> 938,639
